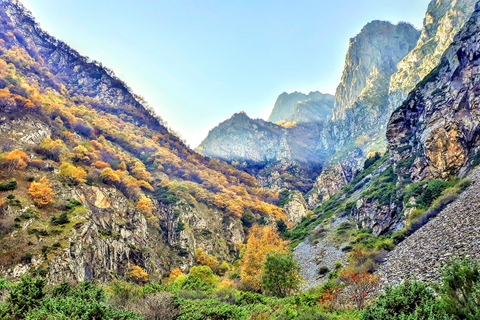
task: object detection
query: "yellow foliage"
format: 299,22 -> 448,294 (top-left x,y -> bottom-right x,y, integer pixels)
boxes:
239,225 -> 289,291
137,180 -> 154,191
218,278 -> 234,289
100,167 -> 121,183
59,162 -> 87,184
28,177 -> 55,207
196,248 -> 220,269
136,196 -> 154,215
128,265 -> 148,283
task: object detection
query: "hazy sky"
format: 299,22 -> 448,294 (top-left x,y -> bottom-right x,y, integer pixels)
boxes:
21,0 -> 430,147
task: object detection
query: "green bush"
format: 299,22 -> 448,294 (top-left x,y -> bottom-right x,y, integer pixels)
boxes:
437,259 -> 480,318
0,180 -> 17,192
51,212 -> 70,226
361,280 -> 447,320
0,278 -> 141,320
261,252 -> 301,298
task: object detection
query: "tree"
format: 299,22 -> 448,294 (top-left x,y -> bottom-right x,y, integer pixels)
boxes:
339,270 -> 380,310
195,248 -> 219,270
261,252 -> 302,297
3,149 -> 29,172
59,162 -> 87,184
136,196 -> 154,215
28,177 -> 54,207
1,276 -> 45,318
437,259 -> 480,318
100,167 -> 121,183
239,225 -> 289,291
128,265 -> 148,283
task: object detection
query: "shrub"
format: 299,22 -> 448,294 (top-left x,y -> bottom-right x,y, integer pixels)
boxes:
59,162 -> 87,184
437,259 -> 480,318
261,252 -> 302,297
28,177 -> 55,207
189,265 -> 216,285
318,266 -> 329,276
361,280 -> 447,320
0,180 -> 17,191
51,212 -> 70,226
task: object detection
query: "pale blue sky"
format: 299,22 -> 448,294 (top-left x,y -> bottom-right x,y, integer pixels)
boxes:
21,0 -> 430,147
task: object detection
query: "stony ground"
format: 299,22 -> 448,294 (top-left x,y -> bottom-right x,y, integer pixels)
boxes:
377,168 -> 480,285
293,217 -> 348,291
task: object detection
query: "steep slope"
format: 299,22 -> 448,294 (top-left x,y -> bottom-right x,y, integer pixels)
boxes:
387,1 -> 480,182
389,0 -> 477,110
0,0 -> 287,283
268,91 -> 334,124
333,21 -> 420,121
378,168 -> 480,284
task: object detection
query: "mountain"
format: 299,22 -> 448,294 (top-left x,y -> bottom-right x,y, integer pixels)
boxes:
199,21 -> 420,193
333,21 -> 420,121
197,112 -> 327,191
388,0 -> 480,183
388,0 -> 477,110
268,91 -> 334,124
0,0 -> 289,283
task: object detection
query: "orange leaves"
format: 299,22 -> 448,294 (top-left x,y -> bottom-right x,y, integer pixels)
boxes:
239,225 -> 289,291
28,177 -> 55,207
100,168 -> 121,183
195,248 -> 220,270
170,268 -> 183,278
59,162 -> 87,184
3,149 -> 29,171
136,196 -> 154,215
92,161 -> 110,169
127,265 -> 148,283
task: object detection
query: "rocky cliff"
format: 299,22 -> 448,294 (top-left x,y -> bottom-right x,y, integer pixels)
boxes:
268,91 -> 334,124
333,21 -> 420,121
387,1 -> 480,182
388,0 -> 477,110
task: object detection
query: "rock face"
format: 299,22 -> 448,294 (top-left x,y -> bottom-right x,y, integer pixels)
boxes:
333,21 -> 420,121
388,0 -> 477,110
268,91 -> 334,124
282,191 -> 309,224
198,112 -> 328,190
0,116 -> 245,283
377,168 -> 480,284
387,2 -> 480,181
197,112 -> 287,164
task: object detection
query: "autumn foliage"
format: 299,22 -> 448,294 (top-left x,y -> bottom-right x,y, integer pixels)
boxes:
239,225 -> 289,291
28,177 -> 55,207
136,196 -> 154,215
195,248 -> 220,270
59,163 -> 87,184
3,149 -> 29,171
338,269 -> 380,309
127,265 -> 149,283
